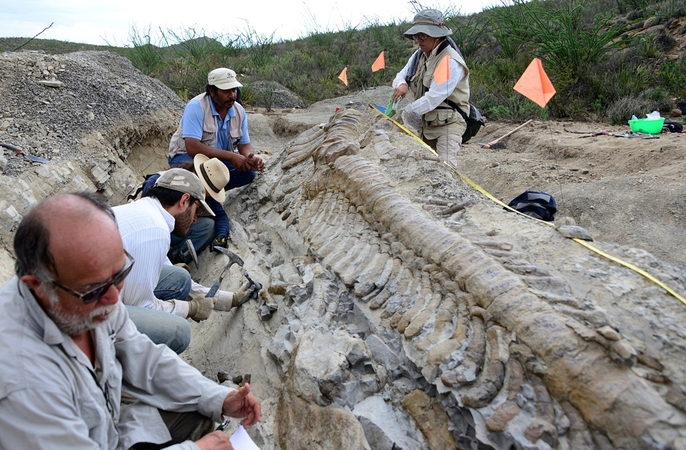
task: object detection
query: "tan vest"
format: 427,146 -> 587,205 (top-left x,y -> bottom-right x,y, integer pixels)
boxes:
409,43 -> 470,140
168,92 -> 246,158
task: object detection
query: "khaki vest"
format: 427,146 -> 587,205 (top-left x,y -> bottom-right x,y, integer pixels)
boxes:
168,92 -> 246,158
409,43 -> 470,141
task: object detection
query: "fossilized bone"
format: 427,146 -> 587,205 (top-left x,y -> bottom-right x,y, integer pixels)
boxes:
271,107 -> 686,448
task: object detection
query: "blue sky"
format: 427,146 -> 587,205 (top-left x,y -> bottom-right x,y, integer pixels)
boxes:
0,0 -> 500,46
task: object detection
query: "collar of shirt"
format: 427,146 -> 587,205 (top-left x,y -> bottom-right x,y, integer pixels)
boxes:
18,278 -> 65,347
18,278 -> 96,370
141,197 -> 175,233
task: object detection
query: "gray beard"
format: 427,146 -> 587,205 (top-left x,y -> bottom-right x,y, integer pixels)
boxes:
44,289 -> 117,336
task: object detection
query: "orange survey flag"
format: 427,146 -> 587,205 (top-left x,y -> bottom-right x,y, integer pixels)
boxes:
433,55 -> 450,86
338,67 -> 348,86
372,51 -> 385,72
513,58 -> 556,108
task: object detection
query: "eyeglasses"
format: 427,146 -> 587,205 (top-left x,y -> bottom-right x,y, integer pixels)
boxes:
414,33 -> 430,42
192,198 -> 202,215
52,250 -> 135,304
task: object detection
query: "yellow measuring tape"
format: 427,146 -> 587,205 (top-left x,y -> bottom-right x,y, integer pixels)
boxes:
369,104 -> 686,305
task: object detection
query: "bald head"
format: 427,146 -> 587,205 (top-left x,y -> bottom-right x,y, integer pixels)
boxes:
14,192 -> 119,280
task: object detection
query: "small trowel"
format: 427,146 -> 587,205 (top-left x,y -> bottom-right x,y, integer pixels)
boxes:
0,142 -> 49,164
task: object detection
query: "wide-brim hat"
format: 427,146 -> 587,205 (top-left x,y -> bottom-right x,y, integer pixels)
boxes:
208,68 -> 243,91
193,154 -> 229,204
154,168 -> 215,216
404,9 -> 453,38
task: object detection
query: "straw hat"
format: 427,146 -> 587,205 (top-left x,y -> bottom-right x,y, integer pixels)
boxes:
403,9 -> 452,39
193,154 -> 230,203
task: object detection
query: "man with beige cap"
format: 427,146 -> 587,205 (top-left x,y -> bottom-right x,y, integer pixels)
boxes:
142,154 -> 232,264
392,9 -> 471,167
168,67 -> 264,198
115,169 -> 251,353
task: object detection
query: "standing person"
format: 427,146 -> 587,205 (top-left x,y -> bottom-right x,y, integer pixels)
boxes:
168,67 -> 265,192
0,191 -> 261,448
142,154 -> 232,264
115,169 -> 251,351
392,9 -> 471,167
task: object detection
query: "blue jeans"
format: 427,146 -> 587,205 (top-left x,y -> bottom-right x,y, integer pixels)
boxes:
169,153 -> 256,191
127,265 -> 193,354
125,305 -> 191,354
169,217 -> 215,264
154,265 -> 192,300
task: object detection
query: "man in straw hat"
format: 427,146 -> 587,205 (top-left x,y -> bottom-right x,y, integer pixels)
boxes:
142,154 -> 233,264
168,67 -> 265,192
115,169 -> 252,353
392,9 -> 471,167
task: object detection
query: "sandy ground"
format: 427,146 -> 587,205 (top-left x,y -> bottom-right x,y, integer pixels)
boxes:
459,118 -> 686,271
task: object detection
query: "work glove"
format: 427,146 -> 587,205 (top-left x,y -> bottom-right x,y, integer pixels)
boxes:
213,289 -> 235,312
210,235 -> 228,252
233,281 -> 254,307
187,297 -> 214,321
214,281 -> 253,311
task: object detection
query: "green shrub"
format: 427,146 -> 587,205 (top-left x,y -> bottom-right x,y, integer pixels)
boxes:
13,0 -> 679,122
606,88 -> 671,124
658,57 -> 686,99
446,15 -> 489,60
127,26 -> 164,76
516,0 -> 629,83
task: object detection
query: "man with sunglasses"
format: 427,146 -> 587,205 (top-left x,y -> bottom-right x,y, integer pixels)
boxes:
0,191 -> 261,448
114,169 -> 250,352
391,8 -> 471,167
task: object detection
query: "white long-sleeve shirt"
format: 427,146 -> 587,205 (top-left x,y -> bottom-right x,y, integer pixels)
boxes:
113,197 -> 191,317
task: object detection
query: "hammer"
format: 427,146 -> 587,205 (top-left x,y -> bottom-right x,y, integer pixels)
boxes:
205,248 -> 244,298
238,269 -> 262,306
184,239 -> 199,269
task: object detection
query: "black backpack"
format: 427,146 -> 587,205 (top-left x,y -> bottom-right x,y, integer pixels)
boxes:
663,120 -> 683,133
445,99 -> 485,143
453,103 -> 486,143
507,190 -> 557,221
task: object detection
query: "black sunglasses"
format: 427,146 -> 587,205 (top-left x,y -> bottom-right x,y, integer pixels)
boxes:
52,250 -> 135,304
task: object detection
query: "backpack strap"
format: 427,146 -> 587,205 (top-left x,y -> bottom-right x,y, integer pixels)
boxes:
126,186 -> 144,202
126,172 -> 163,201
445,99 -> 469,122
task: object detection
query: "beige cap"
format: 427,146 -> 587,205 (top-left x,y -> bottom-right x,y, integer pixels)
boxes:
154,168 -> 215,216
207,68 -> 243,90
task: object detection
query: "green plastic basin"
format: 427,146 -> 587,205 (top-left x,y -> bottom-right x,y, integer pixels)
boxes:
628,117 -> 664,134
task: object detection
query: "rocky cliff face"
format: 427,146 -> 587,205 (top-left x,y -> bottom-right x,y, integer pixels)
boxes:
2,51 -> 686,449
0,50 -> 183,281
